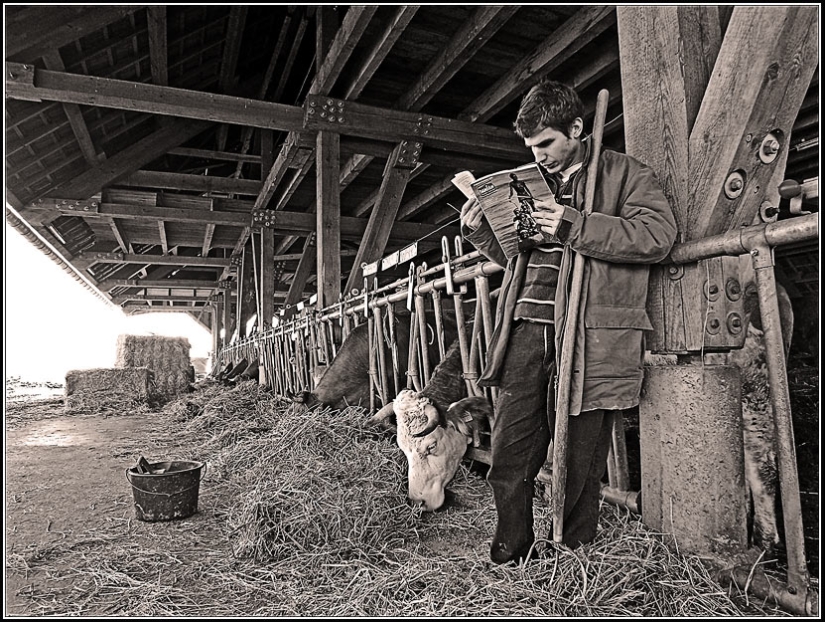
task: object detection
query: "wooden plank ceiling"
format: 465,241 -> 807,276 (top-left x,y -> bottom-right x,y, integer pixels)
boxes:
4,5 -> 819,316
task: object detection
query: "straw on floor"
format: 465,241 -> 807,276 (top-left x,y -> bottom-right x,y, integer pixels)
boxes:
8,380 -> 795,617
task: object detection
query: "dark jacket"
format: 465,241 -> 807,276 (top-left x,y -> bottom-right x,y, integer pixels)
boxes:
464,147 -> 677,414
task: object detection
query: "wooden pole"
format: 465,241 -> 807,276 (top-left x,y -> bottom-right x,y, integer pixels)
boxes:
552,89 -> 609,543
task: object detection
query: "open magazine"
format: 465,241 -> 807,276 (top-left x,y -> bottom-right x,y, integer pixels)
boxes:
453,162 -> 556,260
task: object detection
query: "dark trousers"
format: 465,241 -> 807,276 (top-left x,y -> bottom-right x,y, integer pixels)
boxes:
487,320 -> 614,556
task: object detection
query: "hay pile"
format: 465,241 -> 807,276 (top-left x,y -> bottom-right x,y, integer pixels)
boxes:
115,334 -> 191,401
161,386 -> 784,616
64,368 -> 153,415
8,383 -> 792,616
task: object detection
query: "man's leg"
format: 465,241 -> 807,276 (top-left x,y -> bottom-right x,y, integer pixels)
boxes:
487,321 -> 553,563
548,408 -> 613,548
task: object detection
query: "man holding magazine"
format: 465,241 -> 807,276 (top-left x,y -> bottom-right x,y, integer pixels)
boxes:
460,80 -> 677,564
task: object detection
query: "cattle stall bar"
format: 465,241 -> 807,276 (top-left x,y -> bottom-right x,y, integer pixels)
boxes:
219,337 -> 259,382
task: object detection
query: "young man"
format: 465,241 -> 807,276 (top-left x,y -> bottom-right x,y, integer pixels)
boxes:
461,80 -> 677,564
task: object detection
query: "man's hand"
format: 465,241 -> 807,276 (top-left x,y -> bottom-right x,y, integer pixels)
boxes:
461,197 -> 484,231
532,198 -> 564,237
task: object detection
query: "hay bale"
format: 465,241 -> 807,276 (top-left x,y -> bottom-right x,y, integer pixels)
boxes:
64,368 -> 152,414
115,334 -> 191,400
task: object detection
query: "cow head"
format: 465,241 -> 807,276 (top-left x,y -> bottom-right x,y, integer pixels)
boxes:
373,389 -> 491,511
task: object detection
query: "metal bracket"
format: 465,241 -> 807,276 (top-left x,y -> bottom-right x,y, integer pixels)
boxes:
394,140 -> 422,169
413,114 -> 433,137
219,279 -> 232,290
304,94 -> 345,128
230,254 -> 242,267
251,209 -> 277,229
54,198 -> 101,215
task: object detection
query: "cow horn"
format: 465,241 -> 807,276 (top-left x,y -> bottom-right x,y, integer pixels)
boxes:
412,403 -> 441,438
369,401 -> 396,425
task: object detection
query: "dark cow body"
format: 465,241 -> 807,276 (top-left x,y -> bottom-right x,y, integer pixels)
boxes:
295,307 -> 460,410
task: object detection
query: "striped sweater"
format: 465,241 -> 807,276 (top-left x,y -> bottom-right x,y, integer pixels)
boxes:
514,168 -> 581,324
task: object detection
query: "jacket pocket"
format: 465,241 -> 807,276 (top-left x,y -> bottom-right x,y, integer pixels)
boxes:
584,305 -> 653,330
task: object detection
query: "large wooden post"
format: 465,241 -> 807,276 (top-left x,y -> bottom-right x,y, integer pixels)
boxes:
618,5 -> 818,555
222,289 -> 233,348
259,227 -> 275,386
236,238 -> 257,340
316,131 -> 341,309
211,296 -> 222,372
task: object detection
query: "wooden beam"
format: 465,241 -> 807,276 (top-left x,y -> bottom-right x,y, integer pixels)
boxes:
41,51 -> 101,165
6,6 -> 143,61
212,295 -> 222,364
316,131 -> 341,308
353,162 -> 428,217
219,7 -> 248,93
677,6 -> 722,132
285,234 -> 316,306
316,7 -> 340,76
343,6 -> 419,99
304,95 -> 527,161
260,227 -> 275,330
461,6 -> 617,123
202,224 -> 216,257
6,64 -> 305,131
80,252 -> 232,267
114,294 -> 216,304
147,7 -> 168,86
45,119 -> 210,201
102,279 -> 221,290
335,6 -> 515,192
310,6 -> 377,96
396,6 -> 519,111
345,144 -> 415,294
117,170 -> 262,195
222,290 -> 234,347
236,239 -> 257,339
398,176 -> 457,221
168,148 -> 261,164
688,6 -> 819,239
48,197 -> 457,243
232,11 -> 294,179
108,218 -> 131,254
270,12 -> 310,104
158,221 -> 169,254
617,7 -> 693,236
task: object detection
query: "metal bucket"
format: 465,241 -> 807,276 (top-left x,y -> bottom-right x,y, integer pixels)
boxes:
126,460 -> 205,521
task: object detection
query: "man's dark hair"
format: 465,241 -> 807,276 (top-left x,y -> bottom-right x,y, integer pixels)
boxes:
514,80 -> 584,139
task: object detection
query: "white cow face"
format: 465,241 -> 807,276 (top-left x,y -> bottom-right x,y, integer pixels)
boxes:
392,389 -> 470,511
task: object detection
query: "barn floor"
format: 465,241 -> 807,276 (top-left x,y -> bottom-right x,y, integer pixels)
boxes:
4,380 -> 816,617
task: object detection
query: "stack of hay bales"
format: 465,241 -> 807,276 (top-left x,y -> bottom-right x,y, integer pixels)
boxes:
65,368 -> 152,414
115,334 -> 191,402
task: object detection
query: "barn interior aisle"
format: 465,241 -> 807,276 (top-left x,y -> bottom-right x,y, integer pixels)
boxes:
4,377 -> 814,617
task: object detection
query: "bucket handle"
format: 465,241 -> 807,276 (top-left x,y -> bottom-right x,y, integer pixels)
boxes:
125,462 -> 208,487
128,483 -> 200,498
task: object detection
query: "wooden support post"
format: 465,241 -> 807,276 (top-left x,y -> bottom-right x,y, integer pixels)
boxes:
259,227 -> 275,387
236,240 -> 256,340
222,290 -> 233,348
211,296 -> 221,372
316,131 -> 341,308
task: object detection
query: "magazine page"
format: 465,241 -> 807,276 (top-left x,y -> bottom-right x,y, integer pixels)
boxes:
468,162 -> 555,260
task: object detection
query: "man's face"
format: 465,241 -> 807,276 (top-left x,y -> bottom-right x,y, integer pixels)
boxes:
523,117 -> 584,174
